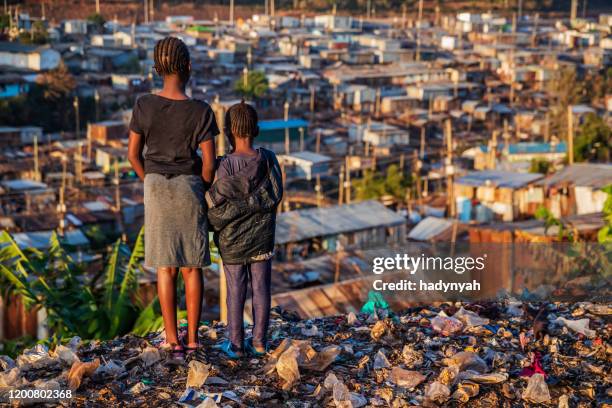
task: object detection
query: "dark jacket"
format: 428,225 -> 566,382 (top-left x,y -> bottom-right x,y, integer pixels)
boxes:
205,148 -> 283,265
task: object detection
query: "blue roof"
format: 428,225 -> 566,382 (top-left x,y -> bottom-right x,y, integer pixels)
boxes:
259,118 -> 309,131
479,142 -> 567,155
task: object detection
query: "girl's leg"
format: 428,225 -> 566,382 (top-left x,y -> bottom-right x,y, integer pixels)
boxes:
223,263 -> 248,349
250,260 -> 272,348
157,267 -> 179,345
181,267 -> 203,347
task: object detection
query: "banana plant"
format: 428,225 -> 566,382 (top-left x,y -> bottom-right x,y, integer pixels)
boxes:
0,227 -> 147,341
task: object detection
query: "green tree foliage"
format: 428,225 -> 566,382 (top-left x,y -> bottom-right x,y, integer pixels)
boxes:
353,164 -> 412,202
548,68 -> 585,140
0,64 -> 96,132
574,113 -> 611,163
18,21 -> 48,45
529,158 -> 552,174
0,228 -> 155,341
87,13 -> 106,32
0,14 -> 10,30
598,184 -> 612,244
234,71 -> 269,99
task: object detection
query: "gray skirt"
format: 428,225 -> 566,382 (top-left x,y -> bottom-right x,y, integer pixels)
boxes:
144,174 -> 210,268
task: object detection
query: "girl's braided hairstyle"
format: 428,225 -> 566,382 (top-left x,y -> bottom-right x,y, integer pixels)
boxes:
153,37 -> 190,81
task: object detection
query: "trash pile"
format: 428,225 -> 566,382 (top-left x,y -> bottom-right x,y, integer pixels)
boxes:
1,299 -> 610,407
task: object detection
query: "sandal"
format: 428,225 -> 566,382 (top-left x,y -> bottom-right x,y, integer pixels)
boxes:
161,342 -> 185,360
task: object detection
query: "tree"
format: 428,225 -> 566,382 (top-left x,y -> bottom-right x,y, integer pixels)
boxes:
18,21 -> 48,45
87,13 -> 106,32
353,164 -> 412,202
35,63 -> 76,100
548,68 -> 585,140
529,158 -> 552,174
574,113 -> 611,163
234,71 -> 269,99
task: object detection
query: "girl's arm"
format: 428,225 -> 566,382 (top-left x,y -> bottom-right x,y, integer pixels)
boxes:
200,138 -> 216,189
128,130 -> 145,181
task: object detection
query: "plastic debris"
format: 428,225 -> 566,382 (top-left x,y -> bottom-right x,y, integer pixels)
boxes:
554,317 -> 596,338
360,290 -> 389,315
346,312 -> 358,326
425,381 -> 451,404
522,373 -> 551,404
195,397 -> 219,408
1,300 -> 607,406
187,360 -> 211,388
0,355 -> 16,371
139,346 -> 161,366
68,358 -> 100,390
430,312 -> 463,336
390,367 -> 426,389
16,344 -> 54,369
453,307 -> 489,327
301,324 -> 320,337
53,344 -> 79,366
452,381 -> 480,402
372,349 -> 390,369
276,345 -> 300,390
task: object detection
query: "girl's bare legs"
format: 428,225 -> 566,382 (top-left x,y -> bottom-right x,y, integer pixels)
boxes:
181,267 -> 204,347
157,267 -> 179,345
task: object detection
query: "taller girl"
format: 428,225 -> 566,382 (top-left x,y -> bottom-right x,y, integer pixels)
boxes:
128,37 -> 218,357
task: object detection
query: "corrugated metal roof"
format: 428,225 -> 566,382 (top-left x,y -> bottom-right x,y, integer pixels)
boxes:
281,151 -> 331,164
538,163 -> 612,189
407,216 -> 453,241
456,170 -> 543,189
12,229 -> 89,249
275,200 -> 405,244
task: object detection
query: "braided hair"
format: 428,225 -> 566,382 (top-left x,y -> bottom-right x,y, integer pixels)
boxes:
153,37 -> 190,81
225,100 -> 259,139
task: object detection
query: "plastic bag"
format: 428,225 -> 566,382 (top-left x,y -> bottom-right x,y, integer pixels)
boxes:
370,320 -> 387,341
522,373 -> 551,404
301,325 -> 320,337
68,358 -> 100,390
390,367 -> 426,389
430,313 -> 463,336
452,381 -> 479,402
424,381 -> 450,403
139,346 -> 161,366
458,370 -> 508,384
373,349 -> 390,369
401,345 -> 423,368
346,312 -> 358,326
506,299 -> 524,317
187,360 -> 211,388
323,372 -> 340,390
0,355 -> 15,371
442,351 -> 487,373
0,367 -> 26,387
361,290 -> 389,314
276,345 -> 300,390
332,381 -> 366,408
196,397 -> 219,408
453,307 -> 489,327
301,345 -> 341,371
128,382 -> 149,395
54,345 -> 79,366
95,360 -> 125,378
16,344 -> 54,369
179,387 -> 201,404
554,317 -> 596,338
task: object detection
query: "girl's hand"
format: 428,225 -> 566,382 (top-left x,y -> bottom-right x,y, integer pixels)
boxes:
128,130 -> 145,181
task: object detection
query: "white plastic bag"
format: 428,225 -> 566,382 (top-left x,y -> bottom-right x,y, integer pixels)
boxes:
390,367 -> 426,389
554,317 -> 596,338
522,373 -> 551,404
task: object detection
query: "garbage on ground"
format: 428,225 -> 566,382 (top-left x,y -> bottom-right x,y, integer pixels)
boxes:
0,300 -> 608,406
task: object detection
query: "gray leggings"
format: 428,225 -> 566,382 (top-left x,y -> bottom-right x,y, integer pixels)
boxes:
223,259 -> 272,349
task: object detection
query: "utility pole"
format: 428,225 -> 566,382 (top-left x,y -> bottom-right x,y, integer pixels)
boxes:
416,0 -> 423,61
33,135 -> 40,182
489,130 -> 498,170
570,0 -> 578,22
73,96 -> 80,140
445,119 -> 455,218
338,164 -> 344,205
230,0 -> 234,26
144,0 -> 149,24
86,123 -> 92,162
299,127 -> 304,151
94,89 -> 100,122
309,85 -> 315,122
75,142 -> 83,183
284,101 -> 290,155
96,0 -> 100,14
345,156 -> 351,205
243,66 -> 248,88
315,174 -> 322,208
567,105 -> 574,165
315,129 -> 321,153
150,0 -> 155,22
213,95 -> 226,156
57,157 -> 67,236
420,126 -> 425,159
